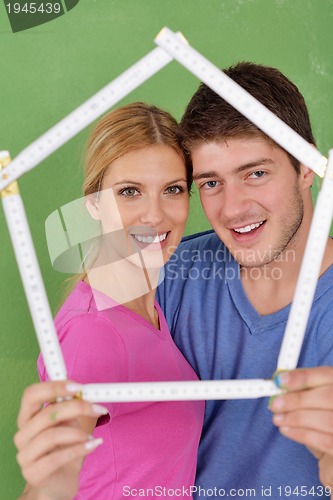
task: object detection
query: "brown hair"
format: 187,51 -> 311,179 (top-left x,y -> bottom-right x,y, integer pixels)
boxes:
180,62 -> 316,172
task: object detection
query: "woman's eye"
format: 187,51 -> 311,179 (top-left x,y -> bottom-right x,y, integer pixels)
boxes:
166,186 -> 183,195
120,187 -> 139,197
248,171 -> 265,179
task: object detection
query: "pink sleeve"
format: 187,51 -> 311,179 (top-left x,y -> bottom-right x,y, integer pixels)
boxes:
38,314 -> 127,385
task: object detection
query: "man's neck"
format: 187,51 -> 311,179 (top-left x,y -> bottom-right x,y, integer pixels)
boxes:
240,237 -> 333,316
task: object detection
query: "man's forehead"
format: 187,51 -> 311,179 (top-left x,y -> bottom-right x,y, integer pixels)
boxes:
192,136 -> 273,153
191,138 -> 278,175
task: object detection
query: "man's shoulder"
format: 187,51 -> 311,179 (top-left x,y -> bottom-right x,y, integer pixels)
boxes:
314,261 -> 333,317
165,230 -> 235,271
181,228 -> 217,243
175,229 -> 234,264
178,229 -> 226,251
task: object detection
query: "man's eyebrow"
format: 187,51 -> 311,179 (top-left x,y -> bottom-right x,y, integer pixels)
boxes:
193,158 -> 274,180
234,158 -> 274,174
193,171 -> 219,181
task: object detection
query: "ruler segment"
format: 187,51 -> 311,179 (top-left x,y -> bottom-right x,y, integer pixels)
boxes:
82,379 -> 282,402
0,46 -> 173,191
277,150 -> 333,370
155,27 -> 327,177
0,152 -> 67,380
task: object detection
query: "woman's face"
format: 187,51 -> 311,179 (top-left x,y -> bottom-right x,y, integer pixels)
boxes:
88,144 -> 189,270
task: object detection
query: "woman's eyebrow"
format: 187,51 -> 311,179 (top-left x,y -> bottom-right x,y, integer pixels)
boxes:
113,178 -> 187,186
113,180 -> 143,186
164,178 -> 188,184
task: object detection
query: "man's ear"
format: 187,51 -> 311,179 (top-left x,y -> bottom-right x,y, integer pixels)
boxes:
300,164 -> 315,189
85,194 -> 101,221
300,143 -> 319,189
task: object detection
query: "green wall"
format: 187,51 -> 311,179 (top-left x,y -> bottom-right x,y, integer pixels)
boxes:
1,0 -> 332,496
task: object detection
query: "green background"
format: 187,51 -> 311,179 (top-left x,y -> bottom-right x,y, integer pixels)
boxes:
0,0 -> 333,496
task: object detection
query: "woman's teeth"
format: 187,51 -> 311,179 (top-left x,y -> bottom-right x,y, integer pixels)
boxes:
233,221 -> 264,234
132,232 -> 168,243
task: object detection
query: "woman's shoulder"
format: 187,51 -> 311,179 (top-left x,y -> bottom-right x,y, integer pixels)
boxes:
54,281 -> 127,338
55,281 -> 96,331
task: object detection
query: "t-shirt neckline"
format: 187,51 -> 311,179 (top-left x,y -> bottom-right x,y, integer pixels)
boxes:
225,258 -> 333,335
78,280 -> 168,338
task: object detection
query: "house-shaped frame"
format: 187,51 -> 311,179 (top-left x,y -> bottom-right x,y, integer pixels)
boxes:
1,27 -> 332,403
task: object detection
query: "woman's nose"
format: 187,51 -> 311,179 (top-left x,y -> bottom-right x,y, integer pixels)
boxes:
138,198 -> 165,226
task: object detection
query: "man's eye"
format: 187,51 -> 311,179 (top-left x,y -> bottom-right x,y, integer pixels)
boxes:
202,180 -> 219,189
119,187 -> 140,197
249,171 -> 265,179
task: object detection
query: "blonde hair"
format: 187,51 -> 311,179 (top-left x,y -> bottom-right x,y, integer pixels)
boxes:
84,102 -> 191,196
62,102 -> 191,299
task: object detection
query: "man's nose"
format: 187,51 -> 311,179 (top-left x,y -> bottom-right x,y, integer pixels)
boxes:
221,183 -> 252,223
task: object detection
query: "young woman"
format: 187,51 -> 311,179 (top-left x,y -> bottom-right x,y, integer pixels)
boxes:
14,102 -> 204,499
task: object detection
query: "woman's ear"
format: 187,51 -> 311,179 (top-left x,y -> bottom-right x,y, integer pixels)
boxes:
85,194 -> 101,221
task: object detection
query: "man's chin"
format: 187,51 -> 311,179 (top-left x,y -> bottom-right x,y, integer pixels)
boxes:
229,243 -> 282,268
239,261 -> 272,270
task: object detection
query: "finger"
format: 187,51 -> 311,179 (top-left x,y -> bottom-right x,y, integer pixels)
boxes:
15,400 -> 107,450
17,381 -> 83,428
21,438 -> 103,486
272,409 -> 333,435
317,454 -> 333,490
275,366 -> 333,391
276,426 -> 333,457
269,385 -> 333,413
17,426 -> 90,469
307,446 -> 324,460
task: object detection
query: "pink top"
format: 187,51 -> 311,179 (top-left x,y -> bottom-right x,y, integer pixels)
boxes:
38,281 -> 204,499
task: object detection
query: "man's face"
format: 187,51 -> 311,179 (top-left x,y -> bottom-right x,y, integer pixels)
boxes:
192,137 -> 314,268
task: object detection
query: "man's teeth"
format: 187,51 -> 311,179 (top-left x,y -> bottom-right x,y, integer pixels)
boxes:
233,222 -> 264,234
133,232 -> 168,243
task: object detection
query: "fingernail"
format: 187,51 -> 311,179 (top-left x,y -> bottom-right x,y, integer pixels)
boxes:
273,413 -> 285,424
66,383 -> 83,393
269,395 -> 285,411
92,404 -> 108,415
279,426 -> 291,435
85,437 -> 103,450
274,371 -> 289,389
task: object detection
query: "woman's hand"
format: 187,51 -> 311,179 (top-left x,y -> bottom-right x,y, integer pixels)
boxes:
14,381 -> 108,500
270,367 -> 333,496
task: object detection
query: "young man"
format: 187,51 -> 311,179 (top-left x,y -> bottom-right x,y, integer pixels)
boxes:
157,62 -> 333,498
15,63 -> 333,500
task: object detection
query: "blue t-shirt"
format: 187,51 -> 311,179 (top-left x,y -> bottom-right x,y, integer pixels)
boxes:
157,230 -> 333,499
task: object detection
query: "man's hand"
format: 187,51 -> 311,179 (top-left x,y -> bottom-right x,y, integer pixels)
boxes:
270,367 -> 333,493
